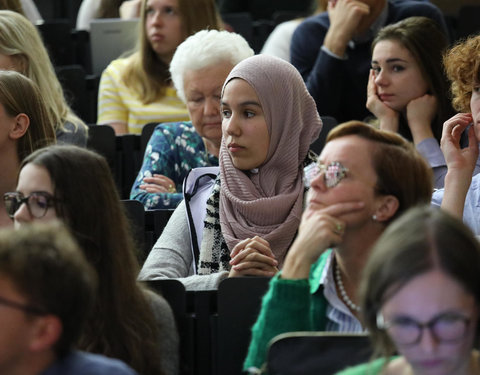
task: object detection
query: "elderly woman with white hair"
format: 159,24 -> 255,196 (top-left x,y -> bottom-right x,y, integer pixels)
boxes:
130,29 -> 254,209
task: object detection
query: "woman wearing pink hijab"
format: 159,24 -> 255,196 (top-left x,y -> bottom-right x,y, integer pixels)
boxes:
139,55 -> 322,290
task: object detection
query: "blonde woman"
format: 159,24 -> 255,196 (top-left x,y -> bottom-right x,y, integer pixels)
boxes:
97,0 -> 222,134
0,10 -> 87,146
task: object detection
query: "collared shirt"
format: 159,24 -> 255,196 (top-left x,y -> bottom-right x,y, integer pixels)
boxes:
312,250 -> 364,332
432,173 -> 480,236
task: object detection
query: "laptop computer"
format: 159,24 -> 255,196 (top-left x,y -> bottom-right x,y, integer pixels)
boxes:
89,18 -> 139,75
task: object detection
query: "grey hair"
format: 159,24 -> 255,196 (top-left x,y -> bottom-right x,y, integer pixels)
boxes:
170,29 -> 254,102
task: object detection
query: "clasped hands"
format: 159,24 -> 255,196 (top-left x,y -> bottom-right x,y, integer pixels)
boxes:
228,236 -> 278,277
140,174 -> 177,193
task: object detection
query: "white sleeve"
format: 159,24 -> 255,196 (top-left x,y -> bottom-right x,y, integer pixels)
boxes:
76,0 -> 101,30
260,20 -> 301,62
20,0 -> 43,23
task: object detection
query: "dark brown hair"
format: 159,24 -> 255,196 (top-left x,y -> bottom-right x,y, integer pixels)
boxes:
20,145 -> 164,375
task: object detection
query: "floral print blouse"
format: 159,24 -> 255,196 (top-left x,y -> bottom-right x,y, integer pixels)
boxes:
130,121 -> 218,209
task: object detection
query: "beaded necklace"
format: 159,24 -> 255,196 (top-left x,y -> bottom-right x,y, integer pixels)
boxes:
335,262 -> 361,312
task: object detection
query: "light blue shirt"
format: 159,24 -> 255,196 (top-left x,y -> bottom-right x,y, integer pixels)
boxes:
432,173 -> 480,235
42,351 -> 137,375
417,137 -> 480,189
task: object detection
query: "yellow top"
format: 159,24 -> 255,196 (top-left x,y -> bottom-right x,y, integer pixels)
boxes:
97,58 -> 189,134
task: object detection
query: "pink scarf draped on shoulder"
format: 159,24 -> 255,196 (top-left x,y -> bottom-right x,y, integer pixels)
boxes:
219,55 -> 322,266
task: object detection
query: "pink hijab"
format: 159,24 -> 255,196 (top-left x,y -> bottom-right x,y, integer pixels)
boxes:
219,55 -> 322,265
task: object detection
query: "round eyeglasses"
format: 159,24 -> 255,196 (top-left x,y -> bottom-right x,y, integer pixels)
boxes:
304,161 -> 349,188
0,295 -> 46,315
3,191 -> 58,219
377,312 -> 470,346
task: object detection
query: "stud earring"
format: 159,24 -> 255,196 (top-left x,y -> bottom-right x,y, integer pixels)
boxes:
372,214 -> 377,221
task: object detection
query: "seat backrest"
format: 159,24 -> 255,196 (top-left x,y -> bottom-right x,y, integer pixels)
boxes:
267,332 -> 373,375
147,279 -> 187,324
37,20 -> 75,66
272,10 -> 310,26
148,279 -> 195,375
86,124 -> 116,169
121,199 -> 146,263
215,277 -> 271,375
56,64 -> 90,122
144,208 -> 175,260
116,134 -> 142,199
310,116 -> 338,154
86,124 -> 120,190
221,13 -> 254,48
252,19 -> 275,53
140,122 -> 159,162
71,29 -> 93,74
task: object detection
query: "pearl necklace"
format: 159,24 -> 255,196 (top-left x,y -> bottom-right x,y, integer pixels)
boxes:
335,262 -> 361,312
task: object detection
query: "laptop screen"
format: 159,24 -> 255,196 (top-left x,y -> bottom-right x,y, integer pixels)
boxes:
90,18 -> 139,75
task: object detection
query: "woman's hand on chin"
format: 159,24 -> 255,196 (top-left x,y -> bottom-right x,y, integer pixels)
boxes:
406,94 -> 437,144
281,201 -> 364,279
366,70 -> 399,132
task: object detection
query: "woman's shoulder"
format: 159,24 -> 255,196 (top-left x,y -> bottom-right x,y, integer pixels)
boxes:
149,121 -> 206,155
103,57 -> 132,75
56,121 -> 88,147
142,288 -> 177,332
142,288 -> 173,315
153,121 -> 196,137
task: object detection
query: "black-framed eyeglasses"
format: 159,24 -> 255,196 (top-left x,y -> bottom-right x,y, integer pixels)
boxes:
377,311 -> 471,346
3,191 -> 59,219
304,161 -> 349,188
0,295 -> 46,315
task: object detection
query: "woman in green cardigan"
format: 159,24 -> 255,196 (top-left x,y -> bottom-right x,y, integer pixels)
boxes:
243,121 -> 434,372
337,205 -> 480,375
